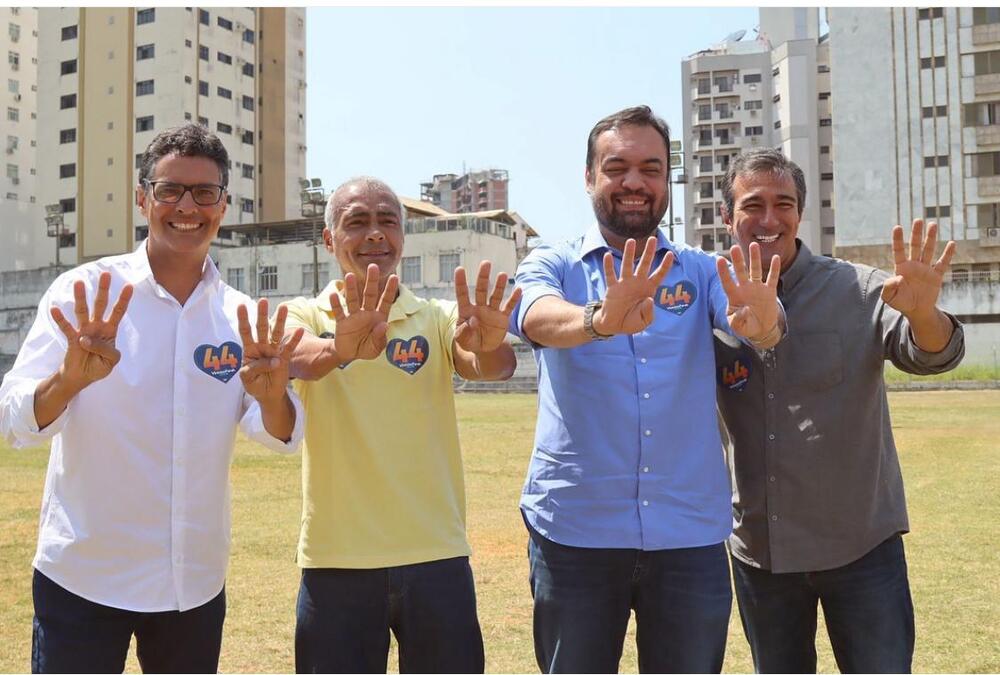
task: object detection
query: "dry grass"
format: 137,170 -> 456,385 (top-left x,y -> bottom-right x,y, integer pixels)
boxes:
0,391 -> 998,673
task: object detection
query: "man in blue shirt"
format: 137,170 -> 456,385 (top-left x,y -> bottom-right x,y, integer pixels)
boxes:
510,106 -> 784,673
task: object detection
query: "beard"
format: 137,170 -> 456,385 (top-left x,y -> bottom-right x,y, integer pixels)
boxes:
591,189 -> 669,241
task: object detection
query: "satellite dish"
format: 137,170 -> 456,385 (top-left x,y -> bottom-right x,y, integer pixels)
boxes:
723,29 -> 747,43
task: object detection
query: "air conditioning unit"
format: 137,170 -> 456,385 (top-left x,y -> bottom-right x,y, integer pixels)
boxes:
11,177 -> 19,185
987,227 -> 1000,239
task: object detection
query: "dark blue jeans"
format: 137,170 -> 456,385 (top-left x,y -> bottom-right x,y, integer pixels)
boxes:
732,533 -> 915,674
295,556 -> 484,673
527,526 -> 732,673
31,569 -> 226,674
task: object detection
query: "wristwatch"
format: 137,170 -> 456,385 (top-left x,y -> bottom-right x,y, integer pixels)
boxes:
583,301 -> 611,341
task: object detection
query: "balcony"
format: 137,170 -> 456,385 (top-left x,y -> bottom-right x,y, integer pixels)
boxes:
976,125 -> 1000,148
974,73 -> 1000,97
692,85 -> 712,101
973,23 -> 1000,46
978,176 -> 1000,196
715,135 -> 737,148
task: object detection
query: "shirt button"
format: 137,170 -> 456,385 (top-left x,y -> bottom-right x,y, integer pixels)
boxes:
768,433 -> 775,441
643,466 -> 650,473
771,515 -> 778,521
768,392 -> 775,400
640,357 -> 648,364
642,500 -> 649,506
644,429 -> 652,437
643,392 -> 650,399
769,475 -> 776,482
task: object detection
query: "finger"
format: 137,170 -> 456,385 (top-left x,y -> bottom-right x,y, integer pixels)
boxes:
621,239 -> 637,278
236,304 -> 255,347
489,273 -> 508,309
73,280 -> 89,327
329,293 -> 346,322
716,256 -> 740,300
271,304 -> 288,346
377,275 -> 399,316
891,225 -> 906,266
92,272 -> 111,323
881,276 -> 902,305
279,327 -> 305,361
933,240 -> 957,274
343,273 -> 360,314
454,266 -> 473,316
106,284 -> 134,330
650,251 -> 674,288
78,335 -> 120,361
500,285 -> 523,317
256,298 -> 270,345
50,306 -> 80,342
909,219 -> 924,263
921,221 -> 939,265
765,254 -> 781,289
475,260 -> 491,307
240,357 -> 280,381
603,251 -> 617,287
361,264 -> 380,311
730,245 -> 750,285
636,237 -> 657,279
747,242 -> 763,282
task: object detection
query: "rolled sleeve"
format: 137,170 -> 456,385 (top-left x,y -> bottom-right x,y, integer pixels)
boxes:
510,245 -> 567,340
891,313 -> 965,374
0,379 -> 70,449
238,387 -> 305,454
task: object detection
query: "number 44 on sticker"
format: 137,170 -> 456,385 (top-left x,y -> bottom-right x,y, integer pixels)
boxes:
392,339 -> 426,364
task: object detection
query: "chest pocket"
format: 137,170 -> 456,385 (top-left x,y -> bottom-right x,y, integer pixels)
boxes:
782,331 -> 842,391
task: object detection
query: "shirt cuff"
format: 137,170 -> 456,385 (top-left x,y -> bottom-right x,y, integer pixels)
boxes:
903,312 -> 964,369
511,287 -> 562,343
2,380 -> 70,449
239,387 -> 305,454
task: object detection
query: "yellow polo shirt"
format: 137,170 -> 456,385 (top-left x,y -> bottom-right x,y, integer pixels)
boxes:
283,281 -> 471,568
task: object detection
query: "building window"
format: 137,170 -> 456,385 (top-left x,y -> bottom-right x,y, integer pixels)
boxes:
713,75 -> 733,93
700,208 -> 714,226
61,25 -> 77,40
241,197 -> 253,213
217,16 -> 232,30
60,59 -> 77,75
136,43 -> 155,60
59,163 -> 76,178
199,9 -> 209,25
241,130 -> 254,145
439,253 -> 460,282
818,92 -> 830,100
8,50 -> 18,71
772,67 -> 780,77
965,101 -> 1000,126
924,155 -> 949,168
918,7 -> 944,20
821,172 -> 834,180
242,164 -> 254,179
217,86 -> 232,99
217,51 -> 232,65
5,163 -> 17,180
242,95 -> 254,111
59,197 -> 76,213
198,80 -> 208,96
820,145 -> 830,154
817,64 -> 830,73
977,203 -> 1000,228
699,156 -> 712,172
7,78 -> 17,93
744,100 -> 763,110
136,79 -> 154,96
699,182 -> 713,198
697,104 -> 711,121
199,44 -> 208,61
974,7 -> 1000,24
242,62 -> 254,77
774,120 -> 782,130
137,8 -> 155,25
743,73 -> 762,84
401,257 -> 421,285
920,55 -> 946,69
301,263 -> 329,290
216,122 -> 232,134
59,94 -> 76,109
821,199 -> 832,208
258,265 -> 277,292
819,118 -> 832,127
243,28 -> 255,44
7,107 -> 18,121
136,115 -> 154,132
974,50 -> 1000,76
971,151 -> 1000,177
772,94 -> 781,103
185,39 -> 191,48
59,128 -> 76,143
701,234 -> 714,250
696,78 -> 710,95
227,267 -> 245,292
198,116 -> 208,127
698,129 -> 712,144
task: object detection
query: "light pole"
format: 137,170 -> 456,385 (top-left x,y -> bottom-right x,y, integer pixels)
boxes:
299,178 -> 326,296
44,203 -> 64,267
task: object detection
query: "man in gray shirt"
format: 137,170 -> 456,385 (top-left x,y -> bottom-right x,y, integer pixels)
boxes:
714,149 -> 964,674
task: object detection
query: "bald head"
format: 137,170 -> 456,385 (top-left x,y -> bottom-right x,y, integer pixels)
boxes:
325,176 -> 403,230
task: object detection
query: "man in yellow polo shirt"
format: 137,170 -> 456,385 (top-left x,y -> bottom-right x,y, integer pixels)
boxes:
283,177 -> 520,673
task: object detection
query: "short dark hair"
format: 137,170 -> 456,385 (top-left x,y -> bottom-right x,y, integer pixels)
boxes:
721,148 -> 806,217
586,105 -> 671,174
137,123 -> 229,188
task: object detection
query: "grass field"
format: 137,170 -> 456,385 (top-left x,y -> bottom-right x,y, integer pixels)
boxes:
1,391 -> 998,673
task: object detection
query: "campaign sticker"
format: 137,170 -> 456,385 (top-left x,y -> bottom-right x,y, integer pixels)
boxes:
655,281 -> 697,316
385,336 -> 429,375
194,341 -> 243,384
718,357 -> 752,392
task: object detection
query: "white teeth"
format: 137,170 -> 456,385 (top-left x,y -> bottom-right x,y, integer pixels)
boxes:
170,222 -> 201,231
755,234 -> 779,243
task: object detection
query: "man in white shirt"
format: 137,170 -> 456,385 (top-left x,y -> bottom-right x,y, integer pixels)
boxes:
0,124 -> 304,673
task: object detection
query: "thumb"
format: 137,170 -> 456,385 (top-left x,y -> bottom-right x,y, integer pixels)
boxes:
79,336 -> 120,363
881,276 -> 903,305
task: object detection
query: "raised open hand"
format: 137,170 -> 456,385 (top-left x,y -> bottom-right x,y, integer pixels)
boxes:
50,272 -> 134,390
454,261 -> 522,353
329,263 -> 399,361
592,237 -> 675,336
717,242 -> 781,341
237,299 -> 304,404
882,219 -> 956,318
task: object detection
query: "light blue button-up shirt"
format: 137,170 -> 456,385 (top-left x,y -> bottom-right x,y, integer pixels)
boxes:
511,225 -> 734,550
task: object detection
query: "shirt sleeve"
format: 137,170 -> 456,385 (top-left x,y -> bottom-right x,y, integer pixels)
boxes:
238,385 -> 305,455
0,278 -> 74,449
438,299 -> 459,375
706,252 -> 787,347
868,268 -> 965,374
509,244 -> 567,340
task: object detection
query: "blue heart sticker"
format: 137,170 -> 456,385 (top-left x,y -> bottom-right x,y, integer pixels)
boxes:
718,356 -> 752,392
193,341 -> 243,383
385,336 -> 429,375
655,280 -> 697,316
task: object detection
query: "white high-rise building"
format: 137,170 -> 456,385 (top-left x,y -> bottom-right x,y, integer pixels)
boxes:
681,8 -> 834,255
29,7 -> 306,267
2,7 -> 42,272
828,7 -> 1000,280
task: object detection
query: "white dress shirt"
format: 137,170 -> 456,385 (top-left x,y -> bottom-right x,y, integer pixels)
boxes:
0,243 -> 304,612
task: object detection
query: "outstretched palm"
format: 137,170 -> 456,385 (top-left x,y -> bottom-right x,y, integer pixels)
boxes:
882,219 -> 956,317
593,237 -> 675,336
329,263 -> 399,361
717,243 -> 781,340
237,299 -> 304,404
454,261 -> 522,353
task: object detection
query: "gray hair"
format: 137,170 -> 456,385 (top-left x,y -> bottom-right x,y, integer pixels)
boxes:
721,148 -> 806,218
324,176 -> 404,230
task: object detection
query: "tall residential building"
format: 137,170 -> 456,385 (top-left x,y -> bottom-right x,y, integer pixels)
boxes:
420,169 -> 509,213
2,7 -> 42,272
681,8 -> 834,255
829,7 -> 1000,280
32,7 -> 305,267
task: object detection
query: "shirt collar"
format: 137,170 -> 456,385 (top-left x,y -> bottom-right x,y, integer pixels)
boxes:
778,238 -> 813,296
125,239 -> 220,290
315,279 -> 423,322
580,223 -> 674,259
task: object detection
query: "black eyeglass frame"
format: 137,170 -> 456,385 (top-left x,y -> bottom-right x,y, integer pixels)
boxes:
143,179 -> 227,206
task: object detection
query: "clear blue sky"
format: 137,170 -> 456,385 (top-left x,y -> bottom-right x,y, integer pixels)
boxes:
305,6 -> 760,243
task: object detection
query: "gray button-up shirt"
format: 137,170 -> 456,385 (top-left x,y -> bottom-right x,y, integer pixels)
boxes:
714,241 -> 964,573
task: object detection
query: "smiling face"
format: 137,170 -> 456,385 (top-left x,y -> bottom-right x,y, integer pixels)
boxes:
586,123 -> 670,249
323,184 -> 403,289
724,170 -> 801,271
136,152 -> 227,262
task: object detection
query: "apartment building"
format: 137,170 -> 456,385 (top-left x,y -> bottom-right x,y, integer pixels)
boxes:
681,8 -> 834,255
31,7 -> 306,267
2,7 -> 42,272
420,169 -> 509,214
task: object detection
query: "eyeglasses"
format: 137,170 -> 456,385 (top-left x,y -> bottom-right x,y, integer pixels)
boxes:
144,180 -> 226,206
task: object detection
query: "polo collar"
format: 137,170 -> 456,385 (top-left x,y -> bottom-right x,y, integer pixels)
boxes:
580,223 -> 674,259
